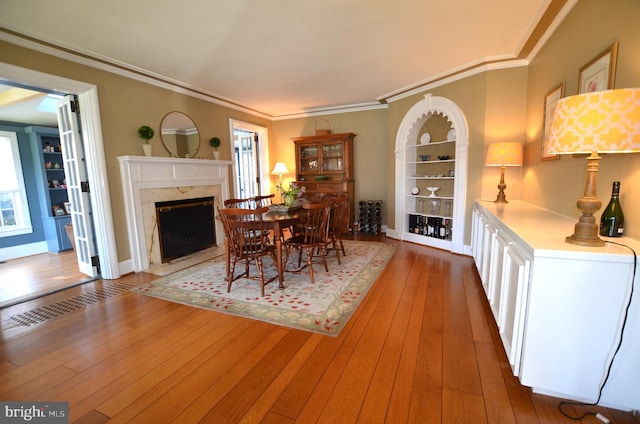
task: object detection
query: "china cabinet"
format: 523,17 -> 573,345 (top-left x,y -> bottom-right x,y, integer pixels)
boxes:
292,132 -> 355,223
472,200 -> 640,411
394,94 -> 468,253
26,126 -> 72,252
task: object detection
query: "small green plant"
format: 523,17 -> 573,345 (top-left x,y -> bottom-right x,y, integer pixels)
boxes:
209,137 -> 221,150
137,125 -> 154,144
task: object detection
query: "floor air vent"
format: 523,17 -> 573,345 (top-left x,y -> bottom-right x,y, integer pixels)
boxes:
9,282 -> 134,327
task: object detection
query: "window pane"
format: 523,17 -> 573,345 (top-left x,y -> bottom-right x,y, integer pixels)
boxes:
0,131 -> 32,237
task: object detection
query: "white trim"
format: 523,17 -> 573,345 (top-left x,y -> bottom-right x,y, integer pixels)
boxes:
118,155 -> 231,272
0,61 -> 120,279
0,241 -> 47,262
229,119 -> 270,197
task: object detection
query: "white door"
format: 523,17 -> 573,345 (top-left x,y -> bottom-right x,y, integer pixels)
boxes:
56,95 -> 98,277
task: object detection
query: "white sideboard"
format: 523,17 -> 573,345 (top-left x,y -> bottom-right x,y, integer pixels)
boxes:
471,200 -> 640,411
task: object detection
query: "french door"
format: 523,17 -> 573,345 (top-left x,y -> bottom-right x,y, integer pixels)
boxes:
56,95 -> 98,277
230,120 -> 270,200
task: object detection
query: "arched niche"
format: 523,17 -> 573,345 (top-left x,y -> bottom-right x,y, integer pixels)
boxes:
394,93 -> 469,254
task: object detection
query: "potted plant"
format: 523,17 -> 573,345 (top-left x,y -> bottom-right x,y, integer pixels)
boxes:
138,125 -> 155,156
210,136 -> 221,159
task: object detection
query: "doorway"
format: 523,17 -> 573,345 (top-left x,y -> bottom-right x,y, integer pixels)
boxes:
0,62 -> 119,306
229,120 -> 270,199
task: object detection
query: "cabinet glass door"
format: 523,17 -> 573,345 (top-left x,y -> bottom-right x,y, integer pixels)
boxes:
300,145 -> 319,171
322,143 -> 343,171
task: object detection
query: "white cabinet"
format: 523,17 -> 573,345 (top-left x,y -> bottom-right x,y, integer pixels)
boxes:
471,200 -> 640,411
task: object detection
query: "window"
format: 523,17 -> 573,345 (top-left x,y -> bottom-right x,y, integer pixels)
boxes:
0,130 -> 33,237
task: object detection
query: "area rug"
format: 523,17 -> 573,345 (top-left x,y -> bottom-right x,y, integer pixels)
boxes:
131,240 -> 394,336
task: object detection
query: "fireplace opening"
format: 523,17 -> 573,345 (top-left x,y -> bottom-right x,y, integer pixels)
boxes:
155,196 -> 216,263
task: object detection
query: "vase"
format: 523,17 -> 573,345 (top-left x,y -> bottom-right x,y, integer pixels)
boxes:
283,193 -> 295,207
142,144 -> 152,157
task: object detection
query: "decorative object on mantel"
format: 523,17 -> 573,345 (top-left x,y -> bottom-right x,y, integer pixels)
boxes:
546,88 -> 640,247
137,125 -> 154,156
209,136 -> 221,159
485,141 -> 523,204
315,119 -> 331,135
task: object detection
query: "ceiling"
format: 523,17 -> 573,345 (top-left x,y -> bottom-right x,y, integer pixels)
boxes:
0,0 -> 570,124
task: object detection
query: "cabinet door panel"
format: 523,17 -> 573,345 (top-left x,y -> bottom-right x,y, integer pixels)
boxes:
499,243 -> 530,375
489,231 -> 509,321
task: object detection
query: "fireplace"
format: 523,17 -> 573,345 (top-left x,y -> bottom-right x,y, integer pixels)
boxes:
156,197 -> 215,263
118,156 -> 231,273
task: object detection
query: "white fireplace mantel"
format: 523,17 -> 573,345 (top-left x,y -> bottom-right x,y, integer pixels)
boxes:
118,156 -> 232,272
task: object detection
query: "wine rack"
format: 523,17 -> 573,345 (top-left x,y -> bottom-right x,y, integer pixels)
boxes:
357,200 -> 382,234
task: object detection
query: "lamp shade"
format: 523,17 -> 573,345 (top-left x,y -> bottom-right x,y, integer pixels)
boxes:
271,162 -> 289,175
546,88 -> 640,155
485,142 -> 523,166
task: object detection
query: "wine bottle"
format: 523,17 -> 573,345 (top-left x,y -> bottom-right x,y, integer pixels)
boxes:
599,181 -> 624,237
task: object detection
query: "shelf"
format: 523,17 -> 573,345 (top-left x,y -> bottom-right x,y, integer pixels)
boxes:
409,139 -> 456,147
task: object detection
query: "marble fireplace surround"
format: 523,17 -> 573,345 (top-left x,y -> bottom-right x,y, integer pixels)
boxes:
119,156 -> 231,272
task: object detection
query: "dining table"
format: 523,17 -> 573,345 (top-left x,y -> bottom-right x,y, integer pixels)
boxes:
221,206 -> 307,289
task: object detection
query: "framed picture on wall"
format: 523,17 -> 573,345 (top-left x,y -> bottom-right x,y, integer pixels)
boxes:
578,41 -> 618,94
541,82 -> 565,161
63,201 -> 72,215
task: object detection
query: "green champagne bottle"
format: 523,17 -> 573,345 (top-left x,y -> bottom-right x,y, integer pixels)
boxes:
599,181 -> 624,237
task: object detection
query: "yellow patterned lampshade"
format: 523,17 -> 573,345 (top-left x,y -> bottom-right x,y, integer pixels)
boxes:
546,88 -> 640,155
545,88 -> 640,247
485,142 -> 523,166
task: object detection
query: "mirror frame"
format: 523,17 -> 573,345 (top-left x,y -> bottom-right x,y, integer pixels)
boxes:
160,111 -> 200,158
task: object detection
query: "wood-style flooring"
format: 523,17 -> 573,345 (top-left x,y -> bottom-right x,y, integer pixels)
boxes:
0,250 -> 92,308
0,237 -> 638,423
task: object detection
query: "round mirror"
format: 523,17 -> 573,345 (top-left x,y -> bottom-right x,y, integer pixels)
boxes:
160,111 -> 200,158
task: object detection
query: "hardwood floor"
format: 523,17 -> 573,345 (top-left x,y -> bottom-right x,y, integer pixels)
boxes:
0,250 -> 92,308
0,237 -> 638,423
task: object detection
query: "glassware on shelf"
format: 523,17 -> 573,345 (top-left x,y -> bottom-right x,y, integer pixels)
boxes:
426,187 -> 440,197
444,201 -> 452,217
429,198 -> 441,215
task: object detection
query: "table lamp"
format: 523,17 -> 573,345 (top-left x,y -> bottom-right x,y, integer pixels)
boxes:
485,142 -> 523,204
271,162 -> 289,199
546,88 -> 640,247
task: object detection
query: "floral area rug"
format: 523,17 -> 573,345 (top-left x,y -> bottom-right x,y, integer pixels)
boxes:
131,240 -> 394,336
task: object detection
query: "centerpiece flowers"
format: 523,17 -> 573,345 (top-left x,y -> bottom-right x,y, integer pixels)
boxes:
278,182 -> 305,207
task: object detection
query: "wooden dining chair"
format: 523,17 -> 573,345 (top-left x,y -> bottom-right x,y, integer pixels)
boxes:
326,195 -> 350,264
217,206 -> 281,297
252,193 -> 275,208
283,201 -> 331,284
224,197 -> 253,208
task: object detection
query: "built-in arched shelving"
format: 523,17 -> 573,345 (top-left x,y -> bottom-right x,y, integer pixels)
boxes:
394,94 -> 468,253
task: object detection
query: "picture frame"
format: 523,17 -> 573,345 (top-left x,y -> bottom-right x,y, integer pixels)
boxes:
52,206 -> 65,216
578,41 -> 618,94
63,201 -> 72,215
541,82 -> 565,161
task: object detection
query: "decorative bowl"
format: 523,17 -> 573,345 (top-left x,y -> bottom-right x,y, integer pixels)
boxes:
419,154 -> 431,161
438,155 -> 451,160
314,175 -> 329,181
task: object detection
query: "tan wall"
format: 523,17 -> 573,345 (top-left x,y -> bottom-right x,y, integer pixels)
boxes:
270,109 -> 388,218
0,40 -> 271,261
388,68 -> 527,244
523,0 -> 640,239
2,0 -> 638,265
